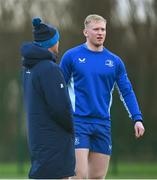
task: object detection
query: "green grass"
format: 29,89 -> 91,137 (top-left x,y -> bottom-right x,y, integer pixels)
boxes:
0,162 -> 29,178
107,162 -> 157,179
0,162 -> 157,179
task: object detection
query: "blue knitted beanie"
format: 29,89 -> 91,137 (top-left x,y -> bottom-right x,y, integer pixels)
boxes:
32,17 -> 59,48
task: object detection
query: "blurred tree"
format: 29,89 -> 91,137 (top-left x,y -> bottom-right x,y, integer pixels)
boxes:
118,0 -> 157,160
60,0 -> 116,50
0,0 -> 72,162
0,0 -> 157,164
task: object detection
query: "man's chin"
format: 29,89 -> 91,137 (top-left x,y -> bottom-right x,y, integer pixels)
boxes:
95,43 -> 103,47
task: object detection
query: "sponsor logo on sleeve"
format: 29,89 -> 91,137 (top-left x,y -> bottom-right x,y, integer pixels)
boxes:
60,83 -> 64,88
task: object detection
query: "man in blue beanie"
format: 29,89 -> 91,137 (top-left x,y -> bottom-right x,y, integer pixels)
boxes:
20,17 -> 75,179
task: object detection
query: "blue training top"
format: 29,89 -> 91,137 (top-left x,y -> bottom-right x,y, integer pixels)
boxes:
60,43 -> 142,124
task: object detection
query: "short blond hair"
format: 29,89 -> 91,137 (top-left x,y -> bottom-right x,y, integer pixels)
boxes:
84,14 -> 107,28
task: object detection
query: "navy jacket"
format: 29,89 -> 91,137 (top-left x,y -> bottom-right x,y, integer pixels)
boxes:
20,42 -> 75,179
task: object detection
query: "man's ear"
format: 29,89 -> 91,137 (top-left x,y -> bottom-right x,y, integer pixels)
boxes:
83,29 -> 88,37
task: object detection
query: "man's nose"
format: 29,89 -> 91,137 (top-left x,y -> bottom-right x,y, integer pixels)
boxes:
97,29 -> 103,34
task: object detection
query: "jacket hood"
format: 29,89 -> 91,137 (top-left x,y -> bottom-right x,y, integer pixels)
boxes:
20,42 -> 57,68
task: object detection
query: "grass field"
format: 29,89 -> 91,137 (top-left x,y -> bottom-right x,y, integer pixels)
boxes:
107,162 -> 157,179
0,162 -> 157,179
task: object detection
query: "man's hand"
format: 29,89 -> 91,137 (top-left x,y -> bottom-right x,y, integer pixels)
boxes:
134,121 -> 145,138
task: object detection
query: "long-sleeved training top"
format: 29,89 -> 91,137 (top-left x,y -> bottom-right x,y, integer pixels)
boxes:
60,43 -> 143,125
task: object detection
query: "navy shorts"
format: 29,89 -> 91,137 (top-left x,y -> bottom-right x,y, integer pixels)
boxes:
74,120 -> 112,155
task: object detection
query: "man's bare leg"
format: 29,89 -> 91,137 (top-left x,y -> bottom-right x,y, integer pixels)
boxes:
88,151 -> 110,179
73,148 -> 89,179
